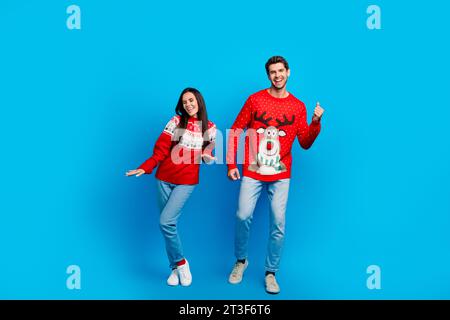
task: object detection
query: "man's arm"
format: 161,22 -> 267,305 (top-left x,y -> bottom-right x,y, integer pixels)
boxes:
226,97 -> 253,179
297,102 -> 324,149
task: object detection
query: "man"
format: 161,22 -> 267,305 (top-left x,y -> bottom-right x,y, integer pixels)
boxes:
226,56 -> 324,294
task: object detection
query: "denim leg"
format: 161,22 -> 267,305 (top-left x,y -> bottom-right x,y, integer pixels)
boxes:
156,179 -> 172,211
265,179 -> 290,273
156,179 -> 195,269
235,176 -> 263,261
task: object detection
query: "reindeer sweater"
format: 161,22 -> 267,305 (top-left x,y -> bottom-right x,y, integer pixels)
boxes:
226,89 -> 321,182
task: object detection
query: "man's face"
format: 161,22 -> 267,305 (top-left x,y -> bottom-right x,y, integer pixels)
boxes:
268,62 -> 290,90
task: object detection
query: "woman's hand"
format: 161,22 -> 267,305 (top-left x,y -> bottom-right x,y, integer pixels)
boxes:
125,169 -> 145,177
201,153 -> 216,163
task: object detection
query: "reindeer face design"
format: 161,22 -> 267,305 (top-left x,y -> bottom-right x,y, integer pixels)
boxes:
249,111 -> 295,175
256,126 -> 286,157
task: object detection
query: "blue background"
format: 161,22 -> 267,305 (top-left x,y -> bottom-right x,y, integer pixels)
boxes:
1,0 -> 449,299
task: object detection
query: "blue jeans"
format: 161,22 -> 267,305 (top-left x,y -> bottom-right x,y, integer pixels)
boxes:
235,176 -> 290,273
156,179 -> 195,269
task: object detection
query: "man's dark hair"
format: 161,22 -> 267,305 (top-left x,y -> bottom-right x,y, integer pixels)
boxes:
265,56 -> 289,76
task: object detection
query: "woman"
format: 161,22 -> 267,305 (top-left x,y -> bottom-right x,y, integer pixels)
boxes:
126,88 -> 216,286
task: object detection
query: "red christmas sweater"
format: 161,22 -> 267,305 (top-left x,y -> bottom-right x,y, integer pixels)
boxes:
227,89 -> 321,182
139,115 -> 216,185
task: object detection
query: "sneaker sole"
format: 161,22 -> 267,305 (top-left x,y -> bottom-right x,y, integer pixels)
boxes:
229,278 -> 243,285
180,281 -> 192,287
167,281 -> 179,286
265,289 -> 280,294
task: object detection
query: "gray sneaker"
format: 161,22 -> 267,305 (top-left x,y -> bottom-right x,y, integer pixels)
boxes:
228,260 -> 248,284
265,274 -> 280,294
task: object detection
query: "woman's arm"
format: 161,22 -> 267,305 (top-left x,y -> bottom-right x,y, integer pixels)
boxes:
126,116 -> 179,176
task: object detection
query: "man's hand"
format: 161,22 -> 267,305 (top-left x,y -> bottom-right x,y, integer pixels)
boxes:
125,169 -> 145,177
312,101 -> 325,122
228,168 -> 241,180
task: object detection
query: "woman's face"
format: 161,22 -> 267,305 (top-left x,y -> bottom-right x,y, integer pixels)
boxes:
182,92 -> 199,117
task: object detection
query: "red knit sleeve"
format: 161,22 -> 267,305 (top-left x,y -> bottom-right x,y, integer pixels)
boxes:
226,97 -> 253,170
202,122 -> 216,160
138,116 -> 179,174
297,103 -> 321,150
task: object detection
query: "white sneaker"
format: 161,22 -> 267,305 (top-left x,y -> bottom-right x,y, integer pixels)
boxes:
177,260 -> 192,286
166,269 -> 179,286
265,274 -> 280,294
228,260 -> 248,284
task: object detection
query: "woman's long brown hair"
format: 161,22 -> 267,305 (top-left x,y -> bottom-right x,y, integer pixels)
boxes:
174,87 -> 210,149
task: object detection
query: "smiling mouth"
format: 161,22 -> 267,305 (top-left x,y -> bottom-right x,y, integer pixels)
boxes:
263,147 -> 278,156
263,151 -> 276,157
